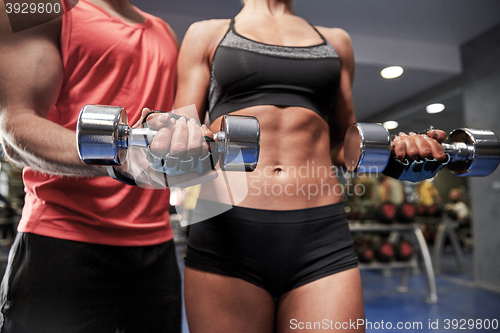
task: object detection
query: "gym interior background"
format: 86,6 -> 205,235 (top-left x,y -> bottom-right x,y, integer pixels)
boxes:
1,0 -> 500,332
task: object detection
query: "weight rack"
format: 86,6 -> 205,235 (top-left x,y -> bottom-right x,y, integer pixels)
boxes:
349,221 -> 438,303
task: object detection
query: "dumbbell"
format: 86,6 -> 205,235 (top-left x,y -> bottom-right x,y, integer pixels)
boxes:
397,202 -> 417,223
378,201 -> 397,224
394,240 -> 414,261
426,204 -> 443,218
344,123 -> 500,176
374,241 -> 395,263
353,235 -> 375,263
76,105 -> 260,172
355,245 -> 375,264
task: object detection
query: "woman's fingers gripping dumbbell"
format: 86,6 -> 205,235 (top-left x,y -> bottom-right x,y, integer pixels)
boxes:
393,129 -> 448,162
141,108 -> 175,155
142,109 -> 209,157
425,129 -> 448,162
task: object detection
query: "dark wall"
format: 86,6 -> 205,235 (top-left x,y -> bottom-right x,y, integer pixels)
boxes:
367,69 -> 468,207
461,23 -> 500,292
369,23 -> 500,292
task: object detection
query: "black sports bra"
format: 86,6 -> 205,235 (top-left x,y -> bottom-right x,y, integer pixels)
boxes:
208,19 -> 341,123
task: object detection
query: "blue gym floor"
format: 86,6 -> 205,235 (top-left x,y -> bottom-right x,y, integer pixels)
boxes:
361,255 -> 500,333
178,250 -> 500,332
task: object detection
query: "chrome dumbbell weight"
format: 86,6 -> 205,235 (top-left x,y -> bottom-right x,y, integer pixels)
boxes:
344,123 -> 500,176
76,104 -> 260,173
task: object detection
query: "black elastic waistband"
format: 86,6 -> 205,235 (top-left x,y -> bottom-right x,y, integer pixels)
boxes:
195,199 -> 345,224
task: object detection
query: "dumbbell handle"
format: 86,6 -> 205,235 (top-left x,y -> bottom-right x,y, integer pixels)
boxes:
118,126 -> 227,152
441,142 -> 476,162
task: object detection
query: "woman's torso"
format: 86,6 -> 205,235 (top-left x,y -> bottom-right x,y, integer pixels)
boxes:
200,15 -> 345,210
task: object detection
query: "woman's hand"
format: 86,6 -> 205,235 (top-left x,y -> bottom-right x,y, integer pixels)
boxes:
144,109 -> 211,158
392,129 -> 448,162
114,108 -> 217,188
383,128 -> 449,182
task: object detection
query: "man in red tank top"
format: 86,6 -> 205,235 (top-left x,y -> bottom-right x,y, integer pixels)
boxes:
0,1 -> 195,332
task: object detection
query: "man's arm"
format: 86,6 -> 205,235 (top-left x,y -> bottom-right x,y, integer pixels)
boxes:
0,1 -> 107,177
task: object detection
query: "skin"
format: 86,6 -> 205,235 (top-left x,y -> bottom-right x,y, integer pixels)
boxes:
0,0 -> 209,186
172,1 -> 448,332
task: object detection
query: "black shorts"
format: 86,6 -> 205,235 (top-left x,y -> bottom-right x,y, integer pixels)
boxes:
185,201 -> 358,299
0,233 -> 182,333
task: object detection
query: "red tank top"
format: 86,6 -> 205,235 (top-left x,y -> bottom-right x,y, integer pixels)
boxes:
18,0 -> 178,246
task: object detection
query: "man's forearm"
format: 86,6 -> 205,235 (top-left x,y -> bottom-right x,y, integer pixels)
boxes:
0,111 -> 108,177
1,139 -> 108,177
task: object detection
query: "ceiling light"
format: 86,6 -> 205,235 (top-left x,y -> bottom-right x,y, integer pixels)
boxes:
426,103 -> 445,114
381,66 -> 403,79
383,120 -> 399,130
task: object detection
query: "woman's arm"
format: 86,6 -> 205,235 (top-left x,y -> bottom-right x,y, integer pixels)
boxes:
319,26 -> 447,167
318,27 -> 356,167
174,20 -> 229,120
149,20 -> 229,158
